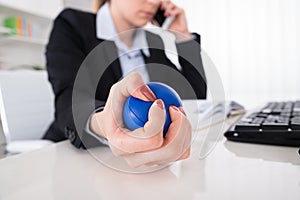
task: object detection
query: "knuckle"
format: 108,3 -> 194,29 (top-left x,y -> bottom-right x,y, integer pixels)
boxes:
110,82 -> 118,93
142,134 -> 163,150
129,73 -> 144,91
130,72 -> 142,82
144,138 -> 160,150
152,136 -> 164,149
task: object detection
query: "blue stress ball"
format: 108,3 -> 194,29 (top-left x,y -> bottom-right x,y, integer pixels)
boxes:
123,82 -> 182,136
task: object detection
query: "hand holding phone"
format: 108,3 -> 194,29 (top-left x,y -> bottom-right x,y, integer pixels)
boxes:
154,8 -> 174,30
153,1 -> 192,42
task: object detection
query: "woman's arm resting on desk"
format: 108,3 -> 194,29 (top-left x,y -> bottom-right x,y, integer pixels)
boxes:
90,72 -> 192,168
45,10 -> 105,147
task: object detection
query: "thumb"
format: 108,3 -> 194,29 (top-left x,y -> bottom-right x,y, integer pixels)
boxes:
164,105 -> 184,144
126,99 -> 166,139
143,99 -> 166,138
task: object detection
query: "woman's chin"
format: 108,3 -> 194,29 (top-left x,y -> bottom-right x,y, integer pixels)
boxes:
133,20 -> 150,28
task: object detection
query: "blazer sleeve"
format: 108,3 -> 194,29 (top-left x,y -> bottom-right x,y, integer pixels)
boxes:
176,33 -> 207,99
46,9 -> 105,148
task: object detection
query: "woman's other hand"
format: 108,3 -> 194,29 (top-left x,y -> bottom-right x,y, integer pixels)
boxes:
160,0 -> 192,42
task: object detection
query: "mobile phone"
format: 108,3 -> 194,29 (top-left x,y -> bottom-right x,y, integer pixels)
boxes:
154,8 -> 166,26
154,8 -> 174,29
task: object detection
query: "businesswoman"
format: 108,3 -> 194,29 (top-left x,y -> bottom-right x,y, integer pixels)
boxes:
44,0 -> 207,167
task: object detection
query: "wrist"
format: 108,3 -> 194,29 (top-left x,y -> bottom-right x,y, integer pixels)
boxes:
174,31 -> 192,42
90,111 -> 107,139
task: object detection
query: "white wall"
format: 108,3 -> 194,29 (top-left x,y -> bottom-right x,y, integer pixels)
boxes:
0,0 -> 63,19
174,0 -> 300,107
2,0 -> 299,107
63,0 -> 94,12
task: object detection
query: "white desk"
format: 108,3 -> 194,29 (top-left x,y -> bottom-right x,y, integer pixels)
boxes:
0,110 -> 300,199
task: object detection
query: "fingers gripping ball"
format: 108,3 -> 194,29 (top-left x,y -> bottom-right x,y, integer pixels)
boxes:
123,82 -> 182,136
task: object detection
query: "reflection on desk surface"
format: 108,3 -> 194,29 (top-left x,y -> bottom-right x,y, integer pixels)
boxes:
0,138 -> 300,200
224,140 -> 300,165
0,103 -> 300,200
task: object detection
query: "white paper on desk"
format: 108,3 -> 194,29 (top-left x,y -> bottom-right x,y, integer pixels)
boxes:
182,100 -> 245,159
182,100 -> 245,130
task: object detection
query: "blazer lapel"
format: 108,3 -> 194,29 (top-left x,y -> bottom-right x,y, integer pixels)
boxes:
101,40 -> 122,80
91,39 -> 122,100
143,31 -> 179,81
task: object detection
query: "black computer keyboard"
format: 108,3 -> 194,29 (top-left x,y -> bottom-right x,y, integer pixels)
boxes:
225,101 -> 300,147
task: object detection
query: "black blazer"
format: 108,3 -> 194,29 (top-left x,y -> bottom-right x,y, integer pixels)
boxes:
43,8 -> 207,148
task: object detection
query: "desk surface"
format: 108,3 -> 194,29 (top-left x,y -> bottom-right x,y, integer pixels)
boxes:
0,112 -> 300,199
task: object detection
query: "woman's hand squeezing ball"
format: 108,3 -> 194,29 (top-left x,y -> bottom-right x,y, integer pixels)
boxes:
90,72 -> 192,168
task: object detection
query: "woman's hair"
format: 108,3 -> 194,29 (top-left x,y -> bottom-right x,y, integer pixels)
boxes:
94,0 -> 109,12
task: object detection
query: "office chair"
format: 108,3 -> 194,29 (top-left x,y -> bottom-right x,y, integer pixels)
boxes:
0,70 -> 54,154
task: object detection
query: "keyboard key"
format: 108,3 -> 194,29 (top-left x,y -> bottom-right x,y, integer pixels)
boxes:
240,118 -> 253,123
247,113 -> 259,118
292,117 -> 300,120
262,109 -> 272,114
235,123 -> 261,130
280,113 -> 291,117
257,113 -> 269,118
292,111 -> 300,116
290,122 -> 300,130
252,117 -> 265,124
272,109 -> 282,114
261,122 -> 289,130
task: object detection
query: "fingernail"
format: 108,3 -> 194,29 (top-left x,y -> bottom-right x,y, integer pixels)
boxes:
171,105 -> 179,111
179,107 -> 186,116
156,99 -> 165,110
140,85 -> 156,101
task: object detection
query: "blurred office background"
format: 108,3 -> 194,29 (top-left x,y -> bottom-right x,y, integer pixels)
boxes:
177,0 -> 300,106
0,0 -> 299,105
